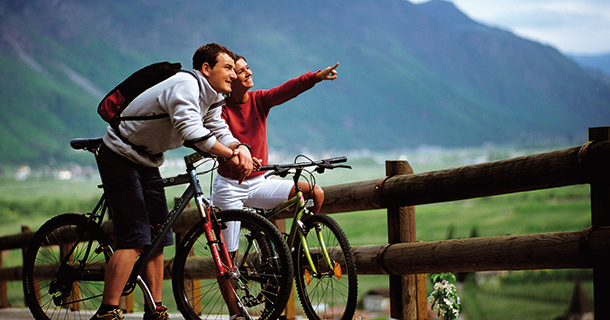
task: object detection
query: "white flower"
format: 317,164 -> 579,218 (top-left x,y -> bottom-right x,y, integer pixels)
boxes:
428,273 -> 461,320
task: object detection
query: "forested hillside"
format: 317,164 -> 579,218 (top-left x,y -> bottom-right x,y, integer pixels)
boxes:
1,0 -> 609,165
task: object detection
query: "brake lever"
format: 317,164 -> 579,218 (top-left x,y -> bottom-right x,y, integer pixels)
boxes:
265,167 -> 291,178
277,167 -> 290,178
315,164 -> 351,173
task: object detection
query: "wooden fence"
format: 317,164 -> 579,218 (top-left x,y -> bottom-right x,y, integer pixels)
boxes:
1,126 -> 610,319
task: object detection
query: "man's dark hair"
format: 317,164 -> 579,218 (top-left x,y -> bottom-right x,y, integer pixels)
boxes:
192,43 -> 236,70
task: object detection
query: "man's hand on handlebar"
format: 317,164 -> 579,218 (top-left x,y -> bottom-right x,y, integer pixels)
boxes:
227,145 -> 261,184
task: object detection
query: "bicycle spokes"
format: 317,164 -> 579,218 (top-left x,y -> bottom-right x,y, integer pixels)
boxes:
172,210 -> 293,320
294,214 -> 358,320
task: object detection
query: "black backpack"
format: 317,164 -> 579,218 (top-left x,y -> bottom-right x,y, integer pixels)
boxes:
97,61 -> 198,128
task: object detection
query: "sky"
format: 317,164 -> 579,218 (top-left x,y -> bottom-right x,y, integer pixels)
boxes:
410,0 -> 610,55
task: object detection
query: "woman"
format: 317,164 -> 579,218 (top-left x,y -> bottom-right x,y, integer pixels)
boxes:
213,56 -> 339,253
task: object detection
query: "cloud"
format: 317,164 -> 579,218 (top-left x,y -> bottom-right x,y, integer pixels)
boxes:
410,0 -> 610,54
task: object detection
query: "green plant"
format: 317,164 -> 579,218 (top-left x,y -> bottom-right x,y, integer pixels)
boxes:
429,273 -> 460,320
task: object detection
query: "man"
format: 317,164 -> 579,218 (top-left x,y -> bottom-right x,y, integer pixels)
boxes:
212,55 -> 339,256
93,43 -> 254,320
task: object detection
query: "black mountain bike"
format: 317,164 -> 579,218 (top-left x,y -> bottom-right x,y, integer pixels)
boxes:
22,138 -> 293,320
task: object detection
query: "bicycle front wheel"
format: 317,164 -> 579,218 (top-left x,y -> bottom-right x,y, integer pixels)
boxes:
172,209 -> 293,320
23,213 -> 111,320
293,214 -> 358,320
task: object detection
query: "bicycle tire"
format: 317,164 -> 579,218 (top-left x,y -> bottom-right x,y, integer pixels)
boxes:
172,209 -> 293,320
293,214 -> 358,320
23,213 -> 111,320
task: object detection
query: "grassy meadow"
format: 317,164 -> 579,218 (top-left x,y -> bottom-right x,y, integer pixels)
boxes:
0,146 -> 596,319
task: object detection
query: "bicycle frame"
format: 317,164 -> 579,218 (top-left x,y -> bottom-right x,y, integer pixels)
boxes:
25,139 -> 294,320
127,154 -> 236,297
71,145 -> 236,311
260,168 -> 335,277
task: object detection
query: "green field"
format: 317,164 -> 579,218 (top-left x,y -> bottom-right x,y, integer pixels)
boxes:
0,152 -> 596,319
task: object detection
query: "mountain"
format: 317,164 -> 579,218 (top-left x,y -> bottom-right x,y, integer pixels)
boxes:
1,0 -> 609,165
569,54 -> 610,76
568,54 -> 610,84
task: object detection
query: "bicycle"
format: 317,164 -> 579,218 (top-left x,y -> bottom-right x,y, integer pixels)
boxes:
256,156 -> 359,320
22,137 -> 294,320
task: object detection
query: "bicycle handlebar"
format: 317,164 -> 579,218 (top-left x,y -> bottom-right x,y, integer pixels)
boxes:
259,156 -> 351,176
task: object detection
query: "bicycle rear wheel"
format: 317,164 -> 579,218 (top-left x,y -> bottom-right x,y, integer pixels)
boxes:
23,213 -> 111,320
172,209 -> 293,320
293,214 -> 358,320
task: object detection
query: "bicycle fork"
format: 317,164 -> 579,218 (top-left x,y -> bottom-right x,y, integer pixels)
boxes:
195,196 -> 234,277
297,223 -> 339,282
292,206 -> 339,285
196,197 -> 255,318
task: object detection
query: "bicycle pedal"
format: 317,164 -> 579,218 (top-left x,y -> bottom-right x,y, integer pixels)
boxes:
50,285 -> 71,307
52,295 -> 64,306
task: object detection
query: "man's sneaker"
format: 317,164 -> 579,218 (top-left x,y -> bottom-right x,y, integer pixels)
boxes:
143,306 -> 171,320
91,309 -> 124,320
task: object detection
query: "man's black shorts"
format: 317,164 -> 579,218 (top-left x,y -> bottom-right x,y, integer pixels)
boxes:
97,143 -> 174,250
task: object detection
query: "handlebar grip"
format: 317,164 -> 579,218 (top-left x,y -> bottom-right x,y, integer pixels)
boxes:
325,156 -> 347,164
259,164 -> 275,171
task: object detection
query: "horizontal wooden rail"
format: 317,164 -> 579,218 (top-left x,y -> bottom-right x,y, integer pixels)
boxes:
0,231 -> 34,251
165,140 -> 610,233
355,226 -> 610,275
0,222 -> 113,252
321,140 -> 610,213
165,226 -> 610,278
4,227 -> 606,282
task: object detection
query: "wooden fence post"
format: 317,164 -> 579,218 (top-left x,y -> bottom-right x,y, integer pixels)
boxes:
118,294 -> 133,314
21,225 -> 35,308
589,127 -> 610,319
384,161 -> 426,320
0,243 -> 7,308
